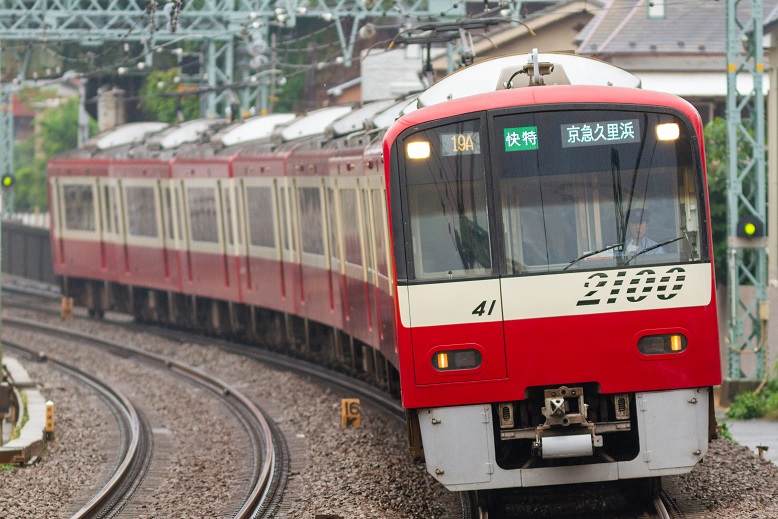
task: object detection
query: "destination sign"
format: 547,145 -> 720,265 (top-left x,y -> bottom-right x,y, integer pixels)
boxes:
561,119 -> 640,148
441,131 -> 481,156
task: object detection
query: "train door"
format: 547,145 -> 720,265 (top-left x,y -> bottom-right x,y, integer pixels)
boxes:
216,179 -> 232,289
359,182 -> 375,334
95,178 -> 107,270
176,179 -> 193,283
337,177 -> 367,337
98,179 -> 122,278
50,176 -> 64,265
326,178 -> 343,316
166,181 -> 184,291
276,177 -> 299,310
397,115 -> 506,384
157,179 -> 171,280
369,176 -> 395,361
116,179 -> 130,275
295,176 -> 332,323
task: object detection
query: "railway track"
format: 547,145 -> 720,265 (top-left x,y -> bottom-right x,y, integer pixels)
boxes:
2,313 -> 281,518
2,287 -> 687,518
461,479 -> 683,518
4,339 -> 152,518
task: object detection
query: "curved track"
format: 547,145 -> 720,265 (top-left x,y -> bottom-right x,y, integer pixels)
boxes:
3,340 -> 151,518
3,314 -> 280,518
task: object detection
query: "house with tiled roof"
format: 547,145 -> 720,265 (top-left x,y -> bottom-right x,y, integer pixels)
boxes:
575,0 -> 778,123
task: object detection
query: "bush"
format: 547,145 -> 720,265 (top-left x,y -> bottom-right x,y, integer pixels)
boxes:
727,391 -> 767,419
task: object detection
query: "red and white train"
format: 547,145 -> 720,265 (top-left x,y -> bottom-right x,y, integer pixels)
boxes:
48,52 -> 721,497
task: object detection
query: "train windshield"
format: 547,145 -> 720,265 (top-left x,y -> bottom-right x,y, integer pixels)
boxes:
494,109 -> 705,275
398,108 -> 706,281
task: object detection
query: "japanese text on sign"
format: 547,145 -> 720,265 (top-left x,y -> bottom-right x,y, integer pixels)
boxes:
561,119 -> 640,148
504,126 -> 539,152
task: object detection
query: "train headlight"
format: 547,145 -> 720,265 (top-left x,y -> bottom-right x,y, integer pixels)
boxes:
406,141 -> 431,160
432,349 -> 482,371
637,334 -> 687,355
656,123 -> 679,141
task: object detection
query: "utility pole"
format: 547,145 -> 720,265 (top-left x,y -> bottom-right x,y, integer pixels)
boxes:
725,0 -> 768,389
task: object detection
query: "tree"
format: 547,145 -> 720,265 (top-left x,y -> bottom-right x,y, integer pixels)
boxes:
13,96 -> 96,212
139,69 -> 199,123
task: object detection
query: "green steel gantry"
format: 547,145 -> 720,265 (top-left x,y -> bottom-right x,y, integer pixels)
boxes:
0,0 -> 515,183
726,0 -> 768,382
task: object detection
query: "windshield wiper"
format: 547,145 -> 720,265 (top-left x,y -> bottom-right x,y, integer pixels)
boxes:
621,236 -> 685,266
564,242 -> 625,271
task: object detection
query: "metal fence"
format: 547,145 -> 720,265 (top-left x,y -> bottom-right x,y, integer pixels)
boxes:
1,216 -> 55,284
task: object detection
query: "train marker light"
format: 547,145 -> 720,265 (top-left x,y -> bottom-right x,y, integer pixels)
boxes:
432,349 -> 482,371
656,122 -> 679,141
737,215 -> 764,238
638,334 -> 687,355
406,141 -> 431,160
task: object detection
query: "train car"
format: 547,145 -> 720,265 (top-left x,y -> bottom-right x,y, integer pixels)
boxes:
386,52 -> 721,494
48,51 -> 720,502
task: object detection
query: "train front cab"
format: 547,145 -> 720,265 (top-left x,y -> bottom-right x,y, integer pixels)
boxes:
387,90 -> 722,490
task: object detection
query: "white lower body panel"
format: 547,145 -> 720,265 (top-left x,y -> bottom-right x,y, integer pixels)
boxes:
417,388 -> 710,491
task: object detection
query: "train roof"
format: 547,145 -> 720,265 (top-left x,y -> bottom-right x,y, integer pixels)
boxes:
386,83 -> 702,147
326,99 -> 396,138
215,112 -> 297,147
87,122 -> 169,151
277,105 -> 354,142
415,52 -> 641,109
147,118 -> 228,150
370,96 -> 418,131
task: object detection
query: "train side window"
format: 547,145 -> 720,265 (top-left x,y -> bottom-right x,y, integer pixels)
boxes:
126,186 -> 159,237
278,186 -> 291,251
361,187 -> 375,276
402,119 -> 491,280
187,186 -> 218,243
298,186 -> 325,255
327,187 -> 340,261
246,186 -> 276,248
340,188 -> 362,266
103,185 -> 112,234
233,185 -> 244,247
63,184 -> 96,231
164,187 -> 175,242
221,184 -> 234,246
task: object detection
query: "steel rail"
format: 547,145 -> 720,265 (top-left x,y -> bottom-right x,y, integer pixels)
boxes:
2,339 -> 144,519
2,315 -> 275,519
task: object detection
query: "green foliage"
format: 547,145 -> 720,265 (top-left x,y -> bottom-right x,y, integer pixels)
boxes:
13,96 -> 96,212
703,118 -> 728,284
273,73 -> 305,113
718,421 -> 734,441
139,69 -> 199,123
727,391 -> 767,419
726,366 -> 778,419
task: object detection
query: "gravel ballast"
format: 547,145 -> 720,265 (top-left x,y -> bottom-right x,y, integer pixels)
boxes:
1,304 -> 778,517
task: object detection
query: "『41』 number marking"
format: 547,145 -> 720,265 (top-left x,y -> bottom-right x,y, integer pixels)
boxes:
472,300 -> 497,317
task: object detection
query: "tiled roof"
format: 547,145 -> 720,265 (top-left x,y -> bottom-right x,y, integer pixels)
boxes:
577,0 -> 778,56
